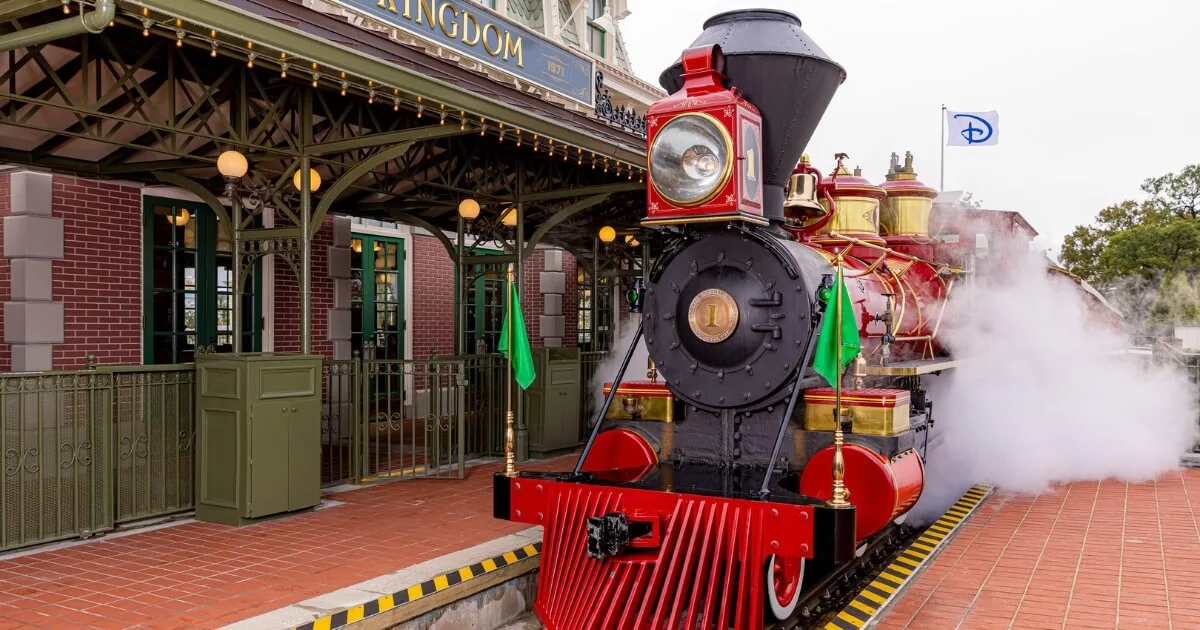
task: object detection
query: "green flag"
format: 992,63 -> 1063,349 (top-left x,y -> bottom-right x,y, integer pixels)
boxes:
812,263 -> 862,388
498,281 -> 536,390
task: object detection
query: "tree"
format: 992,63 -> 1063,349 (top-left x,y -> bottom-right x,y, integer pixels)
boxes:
1099,219 -> 1200,281
1060,165 -> 1200,285
1060,200 -> 1158,285
1142,164 -> 1200,220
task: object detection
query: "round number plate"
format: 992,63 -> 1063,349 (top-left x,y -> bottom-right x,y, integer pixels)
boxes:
687,289 -> 740,343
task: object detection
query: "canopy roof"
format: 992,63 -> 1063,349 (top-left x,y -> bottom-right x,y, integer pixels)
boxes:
0,0 -> 653,257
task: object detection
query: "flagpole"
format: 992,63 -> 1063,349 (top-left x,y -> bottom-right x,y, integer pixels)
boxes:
504,263 -> 516,477
939,104 -> 946,192
830,255 -> 850,508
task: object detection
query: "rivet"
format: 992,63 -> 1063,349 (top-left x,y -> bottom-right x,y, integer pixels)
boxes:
537,484 -> 544,493
771,509 -> 779,517
801,543 -> 810,553
538,512 -> 544,521
801,511 -> 809,521
514,482 -> 521,491
515,510 -> 522,518
771,540 -> 779,550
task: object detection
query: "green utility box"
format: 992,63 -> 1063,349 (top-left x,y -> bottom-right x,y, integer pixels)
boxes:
524,347 -> 582,457
194,353 -> 323,526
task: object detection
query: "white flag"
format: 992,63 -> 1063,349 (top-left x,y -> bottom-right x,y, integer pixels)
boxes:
945,110 -> 999,146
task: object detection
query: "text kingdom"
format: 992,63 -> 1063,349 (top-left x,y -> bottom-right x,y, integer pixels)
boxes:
377,0 -> 524,68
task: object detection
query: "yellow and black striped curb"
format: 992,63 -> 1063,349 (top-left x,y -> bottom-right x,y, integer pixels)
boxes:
291,542 -> 542,630
824,484 -> 993,630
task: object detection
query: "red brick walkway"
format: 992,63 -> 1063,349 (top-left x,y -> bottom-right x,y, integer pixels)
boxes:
878,468 -> 1200,629
0,455 -> 574,630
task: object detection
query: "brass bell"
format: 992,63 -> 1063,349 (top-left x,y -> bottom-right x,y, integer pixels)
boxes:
783,171 -> 824,219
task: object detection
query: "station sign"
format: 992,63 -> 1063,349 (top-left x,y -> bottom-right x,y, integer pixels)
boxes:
331,0 -> 596,107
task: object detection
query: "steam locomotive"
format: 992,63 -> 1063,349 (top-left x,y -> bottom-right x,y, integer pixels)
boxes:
492,9 -> 1117,629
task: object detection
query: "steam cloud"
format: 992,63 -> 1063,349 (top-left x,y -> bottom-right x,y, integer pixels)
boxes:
906,235 -> 1198,525
588,324 -> 651,429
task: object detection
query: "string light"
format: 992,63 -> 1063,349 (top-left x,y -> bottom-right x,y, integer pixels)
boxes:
280,63 -> 289,78
141,19 -> 151,36
62,0 -> 69,14
341,81 -> 348,96
368,89 -> 375,104
416,105 -> 424,118
176,29 -> 184,47
211,41 -> 218,57
394,97 -> 401,112
312,73 -> 320,88
247,52 -> 256,68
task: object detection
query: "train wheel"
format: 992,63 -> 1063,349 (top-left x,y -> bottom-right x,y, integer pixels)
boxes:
766,555 -> 805,620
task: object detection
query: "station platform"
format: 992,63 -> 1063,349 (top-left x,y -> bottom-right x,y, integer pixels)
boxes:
0,453 -> 573,630
868,468 -> 1200,630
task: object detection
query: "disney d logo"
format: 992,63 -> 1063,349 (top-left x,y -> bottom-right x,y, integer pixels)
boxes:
953,113 -> 994,145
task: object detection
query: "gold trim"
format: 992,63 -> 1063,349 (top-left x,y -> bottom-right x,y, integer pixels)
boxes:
687,288 -> 739,343
863,359 -> 958,376
603,395 -> 674,423
641,213 -> 769,226
805,403 -> 911,436
649,112 -> 735,208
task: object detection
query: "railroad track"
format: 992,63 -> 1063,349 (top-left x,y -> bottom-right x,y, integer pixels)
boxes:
769,523 -> 920,630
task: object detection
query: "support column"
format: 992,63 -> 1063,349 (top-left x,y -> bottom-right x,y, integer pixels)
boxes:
515,161 -> 527,462
300,91 -> 314,355
4,172 -> 63,371
539,249 -> 566,347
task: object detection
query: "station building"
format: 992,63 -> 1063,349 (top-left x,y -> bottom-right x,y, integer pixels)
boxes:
0,0 -> 662,552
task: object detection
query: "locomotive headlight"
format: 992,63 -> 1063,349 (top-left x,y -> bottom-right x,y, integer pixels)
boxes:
649,113 -> 733,206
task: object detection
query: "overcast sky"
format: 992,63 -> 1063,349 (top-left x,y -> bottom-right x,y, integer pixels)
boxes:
619,0 -> 1197,256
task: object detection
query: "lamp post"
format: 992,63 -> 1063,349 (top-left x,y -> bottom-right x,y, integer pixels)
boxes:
216,149 -> 322,354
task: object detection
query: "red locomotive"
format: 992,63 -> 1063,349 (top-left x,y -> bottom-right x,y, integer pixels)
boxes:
493,9 -> 1119,629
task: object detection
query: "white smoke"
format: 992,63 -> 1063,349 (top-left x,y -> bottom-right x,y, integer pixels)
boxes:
587,323 -> 651,428
906,241 -> 1198,525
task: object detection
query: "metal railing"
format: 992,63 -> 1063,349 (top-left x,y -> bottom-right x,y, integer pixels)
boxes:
320,357 -> 468,485
110,365 -> 195,524
0,364 -> 195,552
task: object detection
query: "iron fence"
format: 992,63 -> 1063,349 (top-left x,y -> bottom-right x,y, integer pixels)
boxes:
110,365 -> 195,524
0,370 -> 112,552
319,357 -> 468,484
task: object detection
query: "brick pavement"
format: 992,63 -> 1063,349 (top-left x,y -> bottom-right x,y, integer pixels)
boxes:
878,468 -> 1200,629
0,455 -> 574,630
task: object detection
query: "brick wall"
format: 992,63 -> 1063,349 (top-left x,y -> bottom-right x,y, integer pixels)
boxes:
408,235 -> 583,356
273,213 -> 335,358
0,174 -> 9,372
52,176 -> 142,369
563,251 -> 578,348
411,234 -> 455,359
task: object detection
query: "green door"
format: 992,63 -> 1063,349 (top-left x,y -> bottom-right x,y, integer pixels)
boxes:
144,197 -> 262,364
456,248 -> 506,355
350,235 -> 406,360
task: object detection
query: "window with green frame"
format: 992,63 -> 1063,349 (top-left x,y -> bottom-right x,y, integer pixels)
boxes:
588,0 -> 606,57
350,234 -> 406,360
453,247 -> 507,355
144,197 -> 262,364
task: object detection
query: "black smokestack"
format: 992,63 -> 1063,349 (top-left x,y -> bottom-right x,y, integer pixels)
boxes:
659,9 -> 846,223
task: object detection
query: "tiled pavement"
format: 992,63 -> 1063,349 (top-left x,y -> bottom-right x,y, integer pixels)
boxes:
0,455 -> 574,630
877,468 -> 1200,629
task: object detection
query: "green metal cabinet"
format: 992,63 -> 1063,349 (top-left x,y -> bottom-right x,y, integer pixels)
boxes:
524,348 -> 582,457
194,353 -> 323,526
